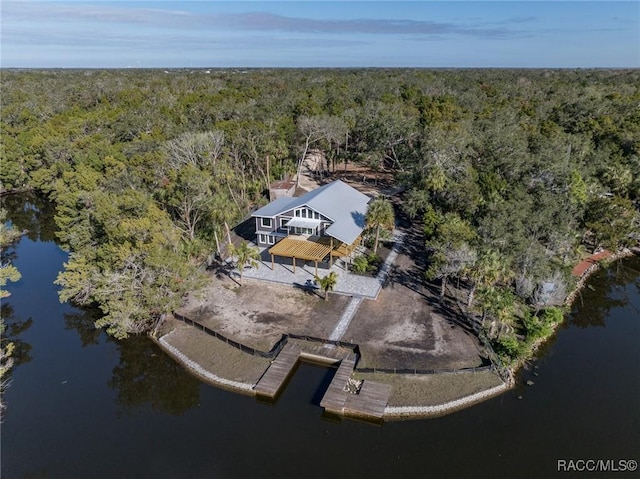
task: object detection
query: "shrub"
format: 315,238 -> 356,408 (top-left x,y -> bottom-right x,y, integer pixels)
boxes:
523,307 -> 565,342
494,333 -> 523,363
540,307 -> 564,325
366,253 -> 382,271
351,253 -> 382,274
352,255 -> 369,273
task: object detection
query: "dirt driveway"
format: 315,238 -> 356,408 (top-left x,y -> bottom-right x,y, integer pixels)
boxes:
346,286 -> 485,370
344,216 -> 486,371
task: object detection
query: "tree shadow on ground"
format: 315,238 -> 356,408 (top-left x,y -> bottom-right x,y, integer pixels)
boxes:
293,279 -> 322,298
207,259 -> 234,278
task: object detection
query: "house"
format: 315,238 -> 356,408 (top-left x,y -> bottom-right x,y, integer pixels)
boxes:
251,180 -> 371,272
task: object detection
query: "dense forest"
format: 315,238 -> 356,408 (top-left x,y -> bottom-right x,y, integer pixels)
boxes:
1,68 -> 638,362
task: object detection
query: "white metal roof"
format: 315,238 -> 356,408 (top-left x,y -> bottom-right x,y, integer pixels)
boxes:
252,196 -> 298,217
251,180 -> 371,244
286,217 -> 322,229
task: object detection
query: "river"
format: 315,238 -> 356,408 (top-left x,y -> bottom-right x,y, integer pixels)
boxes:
2,194 -> 639,478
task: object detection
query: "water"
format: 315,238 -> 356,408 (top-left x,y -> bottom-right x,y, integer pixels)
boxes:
2,194 -> 639,478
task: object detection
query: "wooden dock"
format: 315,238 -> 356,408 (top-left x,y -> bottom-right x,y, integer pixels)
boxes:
319,356 -> 357,412
344,381 -> 392,420
254,340 -> 391,421
254,342 -> 300,399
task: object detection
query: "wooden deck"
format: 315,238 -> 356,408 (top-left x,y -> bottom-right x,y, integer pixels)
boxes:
253,340 -> 391,421
254,342 -> 300,399
344,381 -> 392,420
319,356 -> 356,412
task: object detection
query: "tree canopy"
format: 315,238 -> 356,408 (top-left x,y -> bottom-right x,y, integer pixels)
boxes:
2,68 -> 638,347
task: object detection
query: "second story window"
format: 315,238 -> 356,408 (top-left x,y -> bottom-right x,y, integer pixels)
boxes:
261,217 -> 272,228
295,207 -> 317,219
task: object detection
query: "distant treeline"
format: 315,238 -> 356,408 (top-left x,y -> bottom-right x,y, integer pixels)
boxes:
2,68 -> 638,360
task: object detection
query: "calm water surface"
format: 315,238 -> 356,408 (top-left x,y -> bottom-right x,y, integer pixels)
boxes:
2,194 -> 639,478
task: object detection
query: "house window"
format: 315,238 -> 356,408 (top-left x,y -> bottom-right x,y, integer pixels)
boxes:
261,217 -> 272,228
293,227 -> 315,236
259,234 -> 275,245
295,207 -> 316,219
281,218 -> 290,228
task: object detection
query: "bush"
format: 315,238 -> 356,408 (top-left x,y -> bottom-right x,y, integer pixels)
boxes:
540,307 -> 564,325
351,253 -> 382,274
352,255 -> 369,273
494,333 -> 524,363
523,307 -> 565,342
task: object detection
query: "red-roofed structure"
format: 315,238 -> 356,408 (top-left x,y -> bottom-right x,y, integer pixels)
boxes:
571,250 -> 613,277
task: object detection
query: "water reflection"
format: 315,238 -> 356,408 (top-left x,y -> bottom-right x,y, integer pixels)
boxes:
0,302 -> 33,369
3,192 -> 202,419
569,257 -> 640,328
109,336 -> 201,416
60,291 -> 202,416
1,192 -> 57,244
63,308 -> 102,347
60,283 -> 202,416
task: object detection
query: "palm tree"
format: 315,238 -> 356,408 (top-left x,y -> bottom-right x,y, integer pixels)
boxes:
466,249 -> 504,308
314,271 -> 338,301
227,241 -> 260,286
365,197 -> 395,254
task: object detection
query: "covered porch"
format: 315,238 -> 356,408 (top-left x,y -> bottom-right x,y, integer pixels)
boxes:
241,243 -> 380,300
267,235 -> 362,276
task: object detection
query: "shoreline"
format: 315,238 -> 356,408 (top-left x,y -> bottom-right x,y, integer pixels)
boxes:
155,328 -> 508,421
384,382 -> 508,420
507,247 -> 637,376
564,248 -> 635,307
153,250 -> 638,421
155,331 -> 256,396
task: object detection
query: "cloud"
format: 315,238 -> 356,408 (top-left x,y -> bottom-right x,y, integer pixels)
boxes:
2,1 -> 521,39
493,16 -> 537,25
1,23 -> 365,52
222,12 -> 519,38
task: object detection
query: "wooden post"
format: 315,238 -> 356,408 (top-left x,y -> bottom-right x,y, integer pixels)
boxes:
214,230 -> 221,256
330,237 -> 334,269
315,261 -> 318,276
293,257 -> 296,273
271,253 -> 274,270
224,221 -> 232,245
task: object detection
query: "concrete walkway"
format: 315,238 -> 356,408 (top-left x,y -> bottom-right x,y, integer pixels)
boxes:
326,229 -> 405,342
328,297 -> 362,341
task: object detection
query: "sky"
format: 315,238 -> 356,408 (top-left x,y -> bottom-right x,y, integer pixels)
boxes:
1,1 -> 639,68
